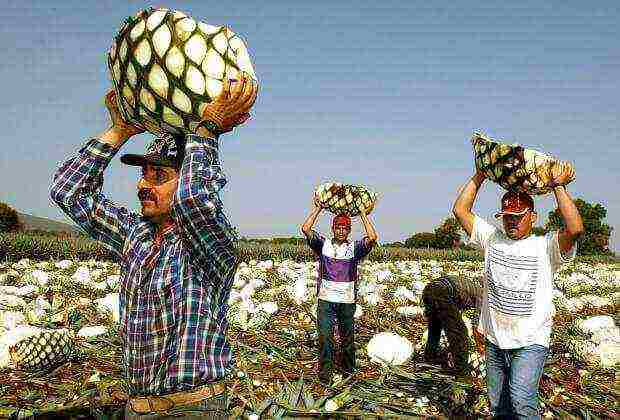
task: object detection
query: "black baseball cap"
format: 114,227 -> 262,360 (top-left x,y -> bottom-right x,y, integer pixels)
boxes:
120,134 -> 186,169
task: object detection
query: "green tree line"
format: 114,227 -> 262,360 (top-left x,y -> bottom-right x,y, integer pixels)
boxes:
393,199 -> 613,256
1,199 -> 614,256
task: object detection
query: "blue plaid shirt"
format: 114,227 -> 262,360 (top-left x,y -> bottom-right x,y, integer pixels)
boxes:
50,135 -> 238,396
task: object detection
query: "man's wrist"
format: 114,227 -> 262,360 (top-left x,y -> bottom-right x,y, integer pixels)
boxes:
186,134 -> 219,152
472,172 -> 486,185
97,126 -> 129,148
83,137 -> 119,160
195,120 -> 222,138
195,126 -> 219,139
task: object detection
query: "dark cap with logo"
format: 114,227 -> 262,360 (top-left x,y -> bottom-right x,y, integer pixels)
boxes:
120,134 -> 185,170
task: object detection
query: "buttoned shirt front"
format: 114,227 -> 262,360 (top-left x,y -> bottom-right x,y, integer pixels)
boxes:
50,135 -> 238,395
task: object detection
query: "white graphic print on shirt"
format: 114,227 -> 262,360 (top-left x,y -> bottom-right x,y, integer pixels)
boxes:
468,215 -> 577,348
487,247 -> 538,316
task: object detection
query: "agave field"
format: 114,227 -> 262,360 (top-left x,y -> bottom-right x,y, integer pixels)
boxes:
0,240 -> 618,418
0,231 -> 492,264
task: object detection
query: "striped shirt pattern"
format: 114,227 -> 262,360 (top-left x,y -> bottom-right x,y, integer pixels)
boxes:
50,135 -> 238,396
487,247 -> 538,316
305,230 -> 373,303
469,214 -> 577,348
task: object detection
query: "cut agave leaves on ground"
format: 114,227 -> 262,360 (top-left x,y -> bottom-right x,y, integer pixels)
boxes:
0,257 -> 617,418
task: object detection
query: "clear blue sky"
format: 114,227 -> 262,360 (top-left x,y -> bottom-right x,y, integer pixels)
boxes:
1,0 -> 618,250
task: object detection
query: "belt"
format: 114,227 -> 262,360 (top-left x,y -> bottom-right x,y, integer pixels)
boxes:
128,382 -> 226,414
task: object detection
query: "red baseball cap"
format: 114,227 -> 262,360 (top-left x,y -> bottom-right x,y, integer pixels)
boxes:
494,191 -> 534,219
332,215 -> 351,228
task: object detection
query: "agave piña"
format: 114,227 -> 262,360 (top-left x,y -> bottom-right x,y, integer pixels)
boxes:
315,182 -> 378,216
108,7 -> 257,136
471,132 -> 575,195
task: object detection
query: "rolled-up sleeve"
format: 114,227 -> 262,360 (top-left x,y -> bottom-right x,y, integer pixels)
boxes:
467,214 -> 498,252
50,138 -> 137,258
354,237 -> 375,260
547,231 -> 577,273
304,229 -> 324,255
172,134 -> 238,281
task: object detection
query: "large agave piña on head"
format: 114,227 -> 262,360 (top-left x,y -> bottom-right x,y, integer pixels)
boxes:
471,132 -> 575,195
108,7 -> 257,137
315,182 -> 378,217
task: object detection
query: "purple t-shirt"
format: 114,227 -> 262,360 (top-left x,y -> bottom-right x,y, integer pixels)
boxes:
306,230 -> 374,303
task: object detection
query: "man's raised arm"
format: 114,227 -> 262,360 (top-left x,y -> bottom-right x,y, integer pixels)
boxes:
50,90 -> 142,258
550,162 -> 584,254
171,73 -> 258,277
359,206 -> 378,246
301,195 -> 323,237
452,171 -> 486,237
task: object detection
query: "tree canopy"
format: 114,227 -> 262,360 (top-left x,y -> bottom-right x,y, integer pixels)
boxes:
537,198 -> 613,256
403,217 -> 464,249
0,202 -> 21,232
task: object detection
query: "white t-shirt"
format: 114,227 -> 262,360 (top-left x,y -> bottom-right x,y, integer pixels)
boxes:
469,215 -> 576,349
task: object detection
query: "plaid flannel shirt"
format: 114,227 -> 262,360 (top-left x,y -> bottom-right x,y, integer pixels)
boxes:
50,135 -> 238,396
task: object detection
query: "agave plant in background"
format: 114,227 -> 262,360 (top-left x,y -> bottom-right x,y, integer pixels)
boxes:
0,257 -> 618,417
108,7 -> 257,137
471,131 -> 575,195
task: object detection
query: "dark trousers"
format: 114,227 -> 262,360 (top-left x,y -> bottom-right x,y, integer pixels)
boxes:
422,280 -> 470,374
317,300 -> 355,381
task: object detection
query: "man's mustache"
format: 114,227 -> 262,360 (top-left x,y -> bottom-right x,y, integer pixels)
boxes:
138,189 -> 156,202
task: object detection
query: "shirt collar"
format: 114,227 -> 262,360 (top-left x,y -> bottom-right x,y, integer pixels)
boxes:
146,218 -> 177,245
331,238 -> 350,246
158,219 -> 176,239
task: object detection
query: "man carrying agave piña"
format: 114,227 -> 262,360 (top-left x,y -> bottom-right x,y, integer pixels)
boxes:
452,164 -> 583,419
50,74 -> 257,418
301,196 -> 378,385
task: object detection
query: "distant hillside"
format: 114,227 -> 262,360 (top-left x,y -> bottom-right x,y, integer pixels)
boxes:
17,212 -> 80,234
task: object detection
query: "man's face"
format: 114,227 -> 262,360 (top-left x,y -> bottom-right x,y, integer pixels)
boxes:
332,224 -> 351,243
502,210 -> 537,240
137,164 -> 179,223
